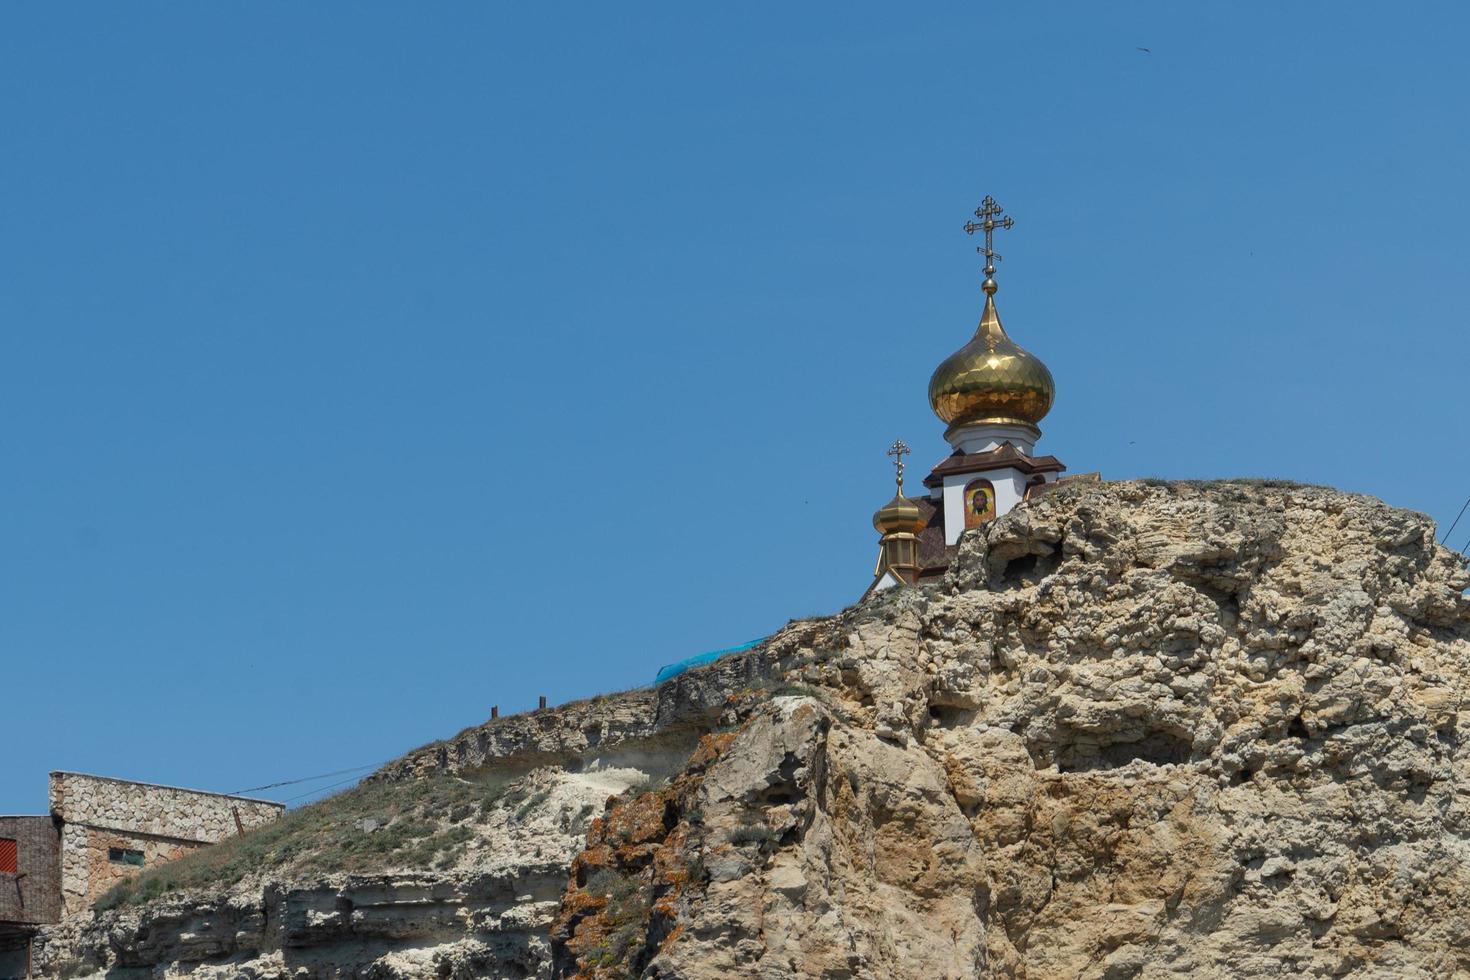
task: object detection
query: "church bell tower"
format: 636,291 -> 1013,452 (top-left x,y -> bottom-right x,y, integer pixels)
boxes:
870,439 -> 927,591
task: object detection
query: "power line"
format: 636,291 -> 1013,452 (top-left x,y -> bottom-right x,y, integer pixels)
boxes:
1442,495 -> 1470,544
230,764 -> 380,796
283,773 -> 369,804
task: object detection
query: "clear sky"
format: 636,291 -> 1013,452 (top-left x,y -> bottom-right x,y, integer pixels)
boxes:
4,3 -> 1468,814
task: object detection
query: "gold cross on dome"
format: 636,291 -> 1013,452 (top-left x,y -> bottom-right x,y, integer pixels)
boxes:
964,196 -> 1014,283
886,439 -> 911,491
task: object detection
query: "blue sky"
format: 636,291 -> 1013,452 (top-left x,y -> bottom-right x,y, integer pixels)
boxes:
4,3 -> 1468,813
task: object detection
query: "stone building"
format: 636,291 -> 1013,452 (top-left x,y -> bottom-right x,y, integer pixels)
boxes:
0,773 -> 283,977
48,772 -> 284,916
0,817 -> 60,980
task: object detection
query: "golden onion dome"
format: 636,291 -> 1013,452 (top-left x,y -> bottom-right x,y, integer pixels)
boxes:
872,492 -> 926,536
927,286 -> 1054,433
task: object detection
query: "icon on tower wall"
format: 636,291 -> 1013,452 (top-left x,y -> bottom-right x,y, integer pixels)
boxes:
964,479 -> 997,528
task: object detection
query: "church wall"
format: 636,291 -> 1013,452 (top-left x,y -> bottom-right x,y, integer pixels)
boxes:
942,466 -> 1027,544
946,421 -> 1040,455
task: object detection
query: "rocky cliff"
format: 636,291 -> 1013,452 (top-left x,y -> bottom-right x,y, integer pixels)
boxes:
33,481 -> 1470,979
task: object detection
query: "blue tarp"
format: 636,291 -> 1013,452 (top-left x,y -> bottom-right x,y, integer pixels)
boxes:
654,637 -> 766,684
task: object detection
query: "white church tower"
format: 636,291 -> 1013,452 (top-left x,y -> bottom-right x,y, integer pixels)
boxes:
924,195 -> 1065,545
868,197 -> 1071,594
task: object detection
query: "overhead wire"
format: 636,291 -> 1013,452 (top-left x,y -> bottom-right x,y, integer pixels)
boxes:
230,763 -> 380,796
283,773 -> 370,804
1441,494 -> 1470,544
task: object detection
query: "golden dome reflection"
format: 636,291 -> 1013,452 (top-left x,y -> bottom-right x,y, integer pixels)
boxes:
872,493 -> 926,536
927,288 -> 1054,432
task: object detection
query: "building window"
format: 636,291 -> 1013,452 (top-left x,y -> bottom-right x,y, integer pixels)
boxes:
108,847 -> 145,867
0,837 -> 16,874
964,479 -> 997,528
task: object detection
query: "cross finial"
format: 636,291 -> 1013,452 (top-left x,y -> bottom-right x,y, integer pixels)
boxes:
886,439 -> 911,492
964,195 -> 1014,295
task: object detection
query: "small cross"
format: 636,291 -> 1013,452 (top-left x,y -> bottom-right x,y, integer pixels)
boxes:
964,195 -> 1015,284
887,439 -> 911,491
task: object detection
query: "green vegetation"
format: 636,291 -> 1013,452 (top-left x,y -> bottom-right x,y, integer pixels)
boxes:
94,773 -> 514,911
583,869 -> 651,969
683,855 -> 707,883
728,823 -> 778,846
513,789 -> 552,822
1136,477 -> 1320,490
586,868 -> 639,901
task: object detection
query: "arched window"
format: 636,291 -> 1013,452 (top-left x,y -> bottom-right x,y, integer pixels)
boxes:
964,479 -> 996,528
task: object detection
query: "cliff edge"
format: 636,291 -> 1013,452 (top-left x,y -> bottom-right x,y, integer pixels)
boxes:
35,480 -> 1470,979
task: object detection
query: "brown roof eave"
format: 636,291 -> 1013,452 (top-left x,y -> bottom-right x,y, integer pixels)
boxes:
922,447 -> 1066,488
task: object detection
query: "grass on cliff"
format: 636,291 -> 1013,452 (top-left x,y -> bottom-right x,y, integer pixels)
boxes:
93,773 -> 515,911
1135,477 -> 1323,490
581,869 -> 652,970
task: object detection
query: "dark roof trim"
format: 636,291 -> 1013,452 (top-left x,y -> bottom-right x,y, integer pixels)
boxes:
923,444 -> 1066,488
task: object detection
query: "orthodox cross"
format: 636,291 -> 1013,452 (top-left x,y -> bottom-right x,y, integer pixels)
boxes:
887,439 -> 911,492
964,196 -> 1014,287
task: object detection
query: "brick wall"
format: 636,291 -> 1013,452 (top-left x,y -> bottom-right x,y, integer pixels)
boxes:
49,773 -> 283,916
0,815 -> 61,926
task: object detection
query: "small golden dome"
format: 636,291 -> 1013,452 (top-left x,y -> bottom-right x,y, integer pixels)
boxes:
927,290 -> 1054,432
873,493 -> 926,535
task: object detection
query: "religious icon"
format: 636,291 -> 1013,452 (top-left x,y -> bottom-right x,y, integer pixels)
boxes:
964,479 -> 996,528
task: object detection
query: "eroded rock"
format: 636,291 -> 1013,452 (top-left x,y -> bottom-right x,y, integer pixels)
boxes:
34,481 -> 1470,979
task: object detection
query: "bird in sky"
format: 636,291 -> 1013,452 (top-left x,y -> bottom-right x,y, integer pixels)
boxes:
1137,47 -> 1152,54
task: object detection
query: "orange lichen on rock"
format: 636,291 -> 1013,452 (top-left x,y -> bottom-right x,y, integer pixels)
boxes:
550,729 -> 739,979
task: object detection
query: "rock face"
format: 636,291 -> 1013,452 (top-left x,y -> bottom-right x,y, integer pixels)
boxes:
551,481 -> 1470,978
32,481 -> 1470,979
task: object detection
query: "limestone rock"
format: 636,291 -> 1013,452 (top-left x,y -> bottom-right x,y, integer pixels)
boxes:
33,481 -> 1470,979
549,481 -> 1470,978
